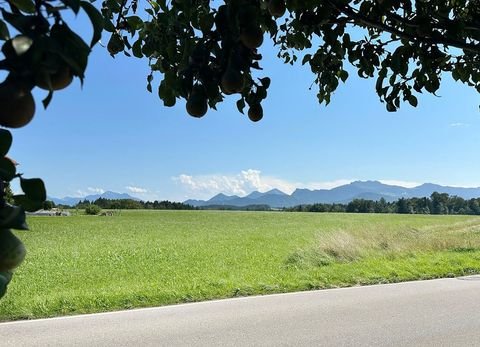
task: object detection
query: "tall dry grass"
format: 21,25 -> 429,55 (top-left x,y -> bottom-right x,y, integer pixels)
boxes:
286,219 -> 480,267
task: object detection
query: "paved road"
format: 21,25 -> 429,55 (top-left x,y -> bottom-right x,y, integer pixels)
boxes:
1,276 -> 480,346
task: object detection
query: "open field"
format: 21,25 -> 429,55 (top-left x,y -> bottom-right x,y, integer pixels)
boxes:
1,211 -> 480,320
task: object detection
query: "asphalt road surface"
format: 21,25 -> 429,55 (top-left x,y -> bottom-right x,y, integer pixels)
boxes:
1,276 -> 480,346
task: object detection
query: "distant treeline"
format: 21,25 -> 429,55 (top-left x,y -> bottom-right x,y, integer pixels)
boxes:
199,204 -> 272,211
70,198 -> 196,210
286,192 -> 480,215
53,192 -> 480,215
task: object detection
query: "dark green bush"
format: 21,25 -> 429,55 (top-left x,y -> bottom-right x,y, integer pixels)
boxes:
85,204 -> 101,215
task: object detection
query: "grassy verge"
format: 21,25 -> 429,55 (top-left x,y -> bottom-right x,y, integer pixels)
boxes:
1,211 -> 480,320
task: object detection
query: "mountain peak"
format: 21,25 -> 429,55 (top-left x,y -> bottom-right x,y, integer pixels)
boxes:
212,193 -> 229,198
350,180 -> 382,186
265,188 -> 287,196
246,191 -> 263,199
417,183 -> 442,188
208,193 -> 238,203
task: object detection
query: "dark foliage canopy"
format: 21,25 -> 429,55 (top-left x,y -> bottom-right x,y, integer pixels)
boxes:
99,0 -> 480,116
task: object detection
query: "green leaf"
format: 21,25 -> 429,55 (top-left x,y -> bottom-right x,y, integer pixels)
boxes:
0,20 -> 10,40
302,54 -> 312,65
103,18 -> 115,33
256,86 -> 267,100
80,1 -> 104,47
259,77 -> 271,89
42,90 -> 53,109
158,81 -> 176,107
426,77 -> 440,94
338,70 -> 349,83
375,76 -> 385,94
236,98 -> 245,114
452,69 -> 460,81
0,204 -> 28,230
50,23 -> 90,78
157,0 -> 167,12
0,130 -> 12,157
0,271 -> 12,283
9,0 -> 35,13
20,178 -> 46,202
408,95 -> 418,107
13,195 -> 43,212
0,158 -> 16,181
132,39 -> 143,58
0,273 -> 8,299
126,16 -> 143,31
391,50 -> 403,74
1,10 -> 33,35
60,0 -> 80,14
386,102 -> 397,112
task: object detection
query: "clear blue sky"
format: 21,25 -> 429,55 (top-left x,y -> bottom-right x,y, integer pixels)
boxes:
7,13 -> 480,201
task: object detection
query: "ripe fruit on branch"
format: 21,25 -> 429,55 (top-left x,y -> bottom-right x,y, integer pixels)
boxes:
186,85 -> 208,118
231,44 -> 252,71
248,103 -> 263,122
240,26 -> 264,50
214,5 -> 229,37
36,66 -> 73,91
189,43 -> 209,67
268,0 -> 286,18
220,83 -> 234,95
0,79 -> 35,129
221,66 -> 245,94
0,229 -> 26,272
238,5 -> 258,26
107,33 -> 124,55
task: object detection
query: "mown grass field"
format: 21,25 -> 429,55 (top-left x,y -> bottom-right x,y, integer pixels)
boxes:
2,210 -> 480,320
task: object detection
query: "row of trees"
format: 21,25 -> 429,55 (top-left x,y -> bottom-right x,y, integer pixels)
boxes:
200,204 -> 271,211
70,192 -> 480,215
286,193 -> 480,216
74,198 -> 195,210
72,192 -> 480,215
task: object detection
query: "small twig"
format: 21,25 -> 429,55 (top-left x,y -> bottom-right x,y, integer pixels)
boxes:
115,0 -> 129,31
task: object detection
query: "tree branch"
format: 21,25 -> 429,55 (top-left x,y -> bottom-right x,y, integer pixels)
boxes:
326,0 -> 480,54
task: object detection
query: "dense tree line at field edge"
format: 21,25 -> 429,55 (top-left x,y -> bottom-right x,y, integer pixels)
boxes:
286,192 -> 480,215
55,198 -> 197,211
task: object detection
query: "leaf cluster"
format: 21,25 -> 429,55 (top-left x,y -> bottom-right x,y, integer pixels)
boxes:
104,0 -> 480,113
0,0 -> 103,299
0,129 -> 47,299
0,0 -> 103,108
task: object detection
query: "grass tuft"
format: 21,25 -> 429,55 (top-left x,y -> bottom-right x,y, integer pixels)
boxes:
287,220 -> 480,267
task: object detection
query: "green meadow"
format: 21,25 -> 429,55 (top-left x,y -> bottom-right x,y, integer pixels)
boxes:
2,210 -> 480,320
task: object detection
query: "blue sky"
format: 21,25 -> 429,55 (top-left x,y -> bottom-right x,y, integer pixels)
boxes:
6,12 -> 480,201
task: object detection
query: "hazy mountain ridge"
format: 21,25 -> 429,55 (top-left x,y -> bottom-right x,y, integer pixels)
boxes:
184,181 -> 480,208
49,191 -> 139,206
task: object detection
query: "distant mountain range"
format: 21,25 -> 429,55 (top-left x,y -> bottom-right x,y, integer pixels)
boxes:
49,191 -> 139,206
184,181 -> 480,208
49,181 -> 480,208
